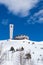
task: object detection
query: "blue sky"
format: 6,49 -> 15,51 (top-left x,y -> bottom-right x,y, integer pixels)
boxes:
0,0 -> 43,41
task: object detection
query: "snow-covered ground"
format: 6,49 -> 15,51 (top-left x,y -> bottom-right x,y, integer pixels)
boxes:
0,40 -> 43,65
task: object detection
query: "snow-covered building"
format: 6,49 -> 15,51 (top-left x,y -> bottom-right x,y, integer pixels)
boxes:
0,24 -> 43,65
14,35 -> 29,40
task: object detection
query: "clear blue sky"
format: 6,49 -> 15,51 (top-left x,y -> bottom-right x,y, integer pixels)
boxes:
0,0 -> 43,41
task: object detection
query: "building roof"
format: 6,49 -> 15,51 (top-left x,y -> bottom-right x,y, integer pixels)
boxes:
14,35 -> 29,40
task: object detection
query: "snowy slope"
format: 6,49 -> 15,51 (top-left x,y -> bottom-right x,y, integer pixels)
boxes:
0,40 -> 43,65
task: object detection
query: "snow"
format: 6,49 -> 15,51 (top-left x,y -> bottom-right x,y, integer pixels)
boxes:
0,40 -> 43,65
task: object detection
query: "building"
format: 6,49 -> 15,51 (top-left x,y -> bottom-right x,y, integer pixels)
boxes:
14,35 -> 29,40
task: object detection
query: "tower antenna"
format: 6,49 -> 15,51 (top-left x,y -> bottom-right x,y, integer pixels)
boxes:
9,24 -> 14,40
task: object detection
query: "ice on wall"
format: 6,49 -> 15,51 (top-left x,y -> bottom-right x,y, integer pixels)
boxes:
0,40 -> 43,65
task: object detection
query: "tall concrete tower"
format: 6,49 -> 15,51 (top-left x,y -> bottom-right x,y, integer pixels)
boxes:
10,24 -> 14,40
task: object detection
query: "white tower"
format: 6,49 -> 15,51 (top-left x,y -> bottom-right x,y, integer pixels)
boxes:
10,24 -> 14,40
